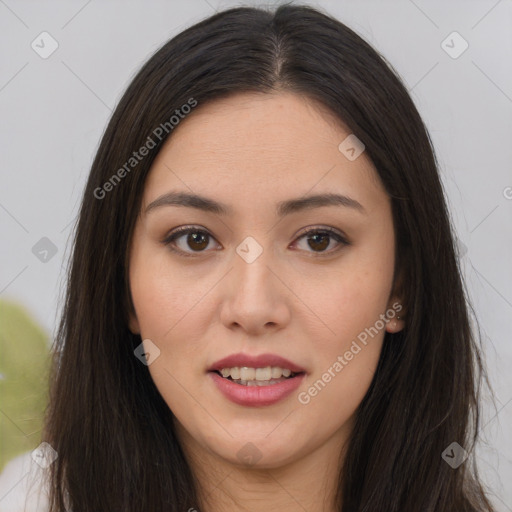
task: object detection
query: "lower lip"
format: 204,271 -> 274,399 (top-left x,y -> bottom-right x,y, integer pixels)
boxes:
208,371 -> 306,407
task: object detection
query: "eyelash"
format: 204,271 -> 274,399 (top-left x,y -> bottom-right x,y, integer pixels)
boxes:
161,225 -> 350,258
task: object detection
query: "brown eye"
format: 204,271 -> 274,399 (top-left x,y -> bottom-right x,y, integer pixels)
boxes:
292,227 -> 349,255
163,225 -> 349,258
185,232 -> 209,251
306,232 -> 330,251
163,227 -> 218,256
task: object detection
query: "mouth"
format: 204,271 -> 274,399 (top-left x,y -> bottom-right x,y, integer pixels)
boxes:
208,368 -> 306,406
207,353 -> 307,404
209,367 -> 306,387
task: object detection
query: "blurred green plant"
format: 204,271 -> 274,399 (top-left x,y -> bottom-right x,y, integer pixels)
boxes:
0,299 -> 51,473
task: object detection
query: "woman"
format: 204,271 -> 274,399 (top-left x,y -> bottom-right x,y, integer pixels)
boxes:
42,4 -> 495,511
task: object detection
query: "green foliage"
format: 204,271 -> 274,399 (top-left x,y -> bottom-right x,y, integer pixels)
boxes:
0,299 -> 51,472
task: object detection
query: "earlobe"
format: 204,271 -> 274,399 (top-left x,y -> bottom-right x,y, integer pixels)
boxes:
126,287 -> 140,334
385,298 -> 405,333
386,269 -> 406,333
128,312 -> 140,335
385,314 -> 405,333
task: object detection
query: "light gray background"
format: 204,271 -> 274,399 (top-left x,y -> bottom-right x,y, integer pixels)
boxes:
0,0 -> 511,509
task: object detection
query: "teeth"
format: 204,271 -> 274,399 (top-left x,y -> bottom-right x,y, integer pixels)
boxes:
237,379 -> 287,386
271,367 -> 282,379
240,367 -> 255,380
255,367 -> 271,380
218,366 -> 296,380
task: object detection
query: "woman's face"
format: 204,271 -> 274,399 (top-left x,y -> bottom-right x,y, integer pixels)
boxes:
128,91 -> 403,470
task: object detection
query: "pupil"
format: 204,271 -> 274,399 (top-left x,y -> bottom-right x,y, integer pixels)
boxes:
188,233 -> 208,250
308,233 -> 329,251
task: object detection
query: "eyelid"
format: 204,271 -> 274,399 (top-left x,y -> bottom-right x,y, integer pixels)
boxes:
294,225 -> 349,244
162,224 -> 350,257
161,225 -> 219,258
290,226 -> 349,256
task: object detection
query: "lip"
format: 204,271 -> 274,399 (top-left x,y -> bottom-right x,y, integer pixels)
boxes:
208,371 -> 306,407
207,353 -> 306,373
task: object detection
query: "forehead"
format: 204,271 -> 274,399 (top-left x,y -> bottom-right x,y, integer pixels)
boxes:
157,91 -> 353,163
142,91 -> 386,213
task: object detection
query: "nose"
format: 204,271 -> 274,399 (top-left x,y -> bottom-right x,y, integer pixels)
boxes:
219,246 -> 291,336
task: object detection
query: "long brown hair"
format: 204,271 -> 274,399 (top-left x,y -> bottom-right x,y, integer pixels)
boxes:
43,4 -> 495,510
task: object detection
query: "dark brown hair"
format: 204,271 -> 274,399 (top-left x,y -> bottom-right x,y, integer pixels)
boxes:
43,3 -> 495,511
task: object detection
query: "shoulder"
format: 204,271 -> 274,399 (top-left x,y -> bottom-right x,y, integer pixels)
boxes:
0,451 -> 50,512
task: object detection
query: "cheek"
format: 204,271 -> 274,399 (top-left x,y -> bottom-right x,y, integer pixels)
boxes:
129,240 -> 200,338
292,253 -> 394,346
129,243 -> 218,381
292,238 -> 394,408
296,269 -> 389,421
129,251 -> 205,411
300,340 -> 382,431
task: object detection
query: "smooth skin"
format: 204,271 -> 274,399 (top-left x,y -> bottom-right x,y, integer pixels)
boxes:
128,91 -> 404,512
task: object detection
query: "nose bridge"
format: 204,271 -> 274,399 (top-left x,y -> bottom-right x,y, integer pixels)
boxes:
219,233 -> 290,332
232,234 -> 275,296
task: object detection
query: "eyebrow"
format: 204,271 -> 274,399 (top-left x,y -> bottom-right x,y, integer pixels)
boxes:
145,191 -> 366,216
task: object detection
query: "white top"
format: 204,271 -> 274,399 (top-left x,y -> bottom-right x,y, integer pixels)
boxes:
0,451 -> 50,512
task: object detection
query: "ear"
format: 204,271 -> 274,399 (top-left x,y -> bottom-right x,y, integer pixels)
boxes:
385,297 -> 405,334
127,301 -> 140,334
128,313 -> 140,335
385,269 -> 406,334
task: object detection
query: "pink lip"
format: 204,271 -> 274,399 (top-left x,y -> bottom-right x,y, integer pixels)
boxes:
207,353 -> 306,374
208,371 -> 306,407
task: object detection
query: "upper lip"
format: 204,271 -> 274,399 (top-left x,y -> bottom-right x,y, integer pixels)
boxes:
208,353 -> 306,374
